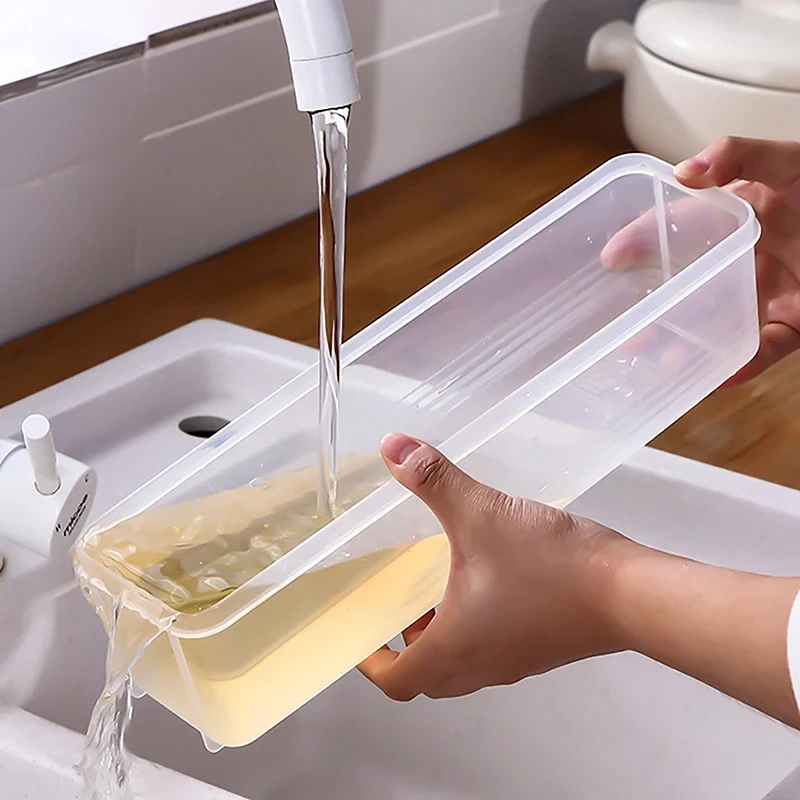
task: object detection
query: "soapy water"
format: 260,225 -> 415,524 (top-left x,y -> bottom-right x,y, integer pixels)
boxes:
72,456 -> 430,757
79,455 -> 389,615
312,106 -> 350,519
75,469 -> 448,748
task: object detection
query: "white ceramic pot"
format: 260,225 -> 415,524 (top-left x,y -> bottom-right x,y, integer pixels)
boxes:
587,0 -> 800,163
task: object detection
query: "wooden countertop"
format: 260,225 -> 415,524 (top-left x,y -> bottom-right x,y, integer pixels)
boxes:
3,87 -> 800,491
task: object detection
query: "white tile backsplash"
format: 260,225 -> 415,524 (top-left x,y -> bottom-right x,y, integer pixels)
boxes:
344,0 -> 498,60
137,88 -> 311,283
144,14 -> 290,134
137,4 -> 537,283
0,148 -> 138,343
143,0 -> 504,138
0,59 -> 144,191
350,5 -> 543,194
0,0 -> 644,347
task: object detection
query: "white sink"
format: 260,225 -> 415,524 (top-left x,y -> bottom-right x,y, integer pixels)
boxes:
0,706 -> 237,800
1,319 -> 800,800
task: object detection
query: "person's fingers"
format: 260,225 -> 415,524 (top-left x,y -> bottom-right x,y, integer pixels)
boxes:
675,137 -> 800,191
357,610 -> 437,700
380,433 -> 488,535
402,608 -> 436,647
722,322 -> 800,386
607,138 -> 800,270
600,195 -> 737,272
600,212 -> 656,271
357,614 -> 448,702
358,646 -> 404,694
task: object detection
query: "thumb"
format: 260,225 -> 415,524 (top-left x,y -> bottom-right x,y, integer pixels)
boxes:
380,433 -> 482,533
675,136 -> 800,191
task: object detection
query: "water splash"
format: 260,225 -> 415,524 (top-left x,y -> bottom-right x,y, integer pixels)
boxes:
79,593 -> 174,800
80,616 -> 134,799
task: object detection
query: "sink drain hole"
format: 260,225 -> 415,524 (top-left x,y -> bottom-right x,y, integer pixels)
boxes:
179,415 -> 230,439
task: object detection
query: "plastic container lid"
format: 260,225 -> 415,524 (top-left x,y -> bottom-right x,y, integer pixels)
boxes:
635,0 -> 800,92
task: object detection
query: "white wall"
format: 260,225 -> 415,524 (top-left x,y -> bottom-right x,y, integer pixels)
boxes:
0,0 -> 643,345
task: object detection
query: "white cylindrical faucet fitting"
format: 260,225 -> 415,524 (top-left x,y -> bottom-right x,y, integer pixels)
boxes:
273,0 -> 360,112
0,415 -> 96,559
22,414 -> 60,495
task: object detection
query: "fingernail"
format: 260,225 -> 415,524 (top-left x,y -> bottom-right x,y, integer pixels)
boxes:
381,433 -> 422,465
674,157 -> 709,181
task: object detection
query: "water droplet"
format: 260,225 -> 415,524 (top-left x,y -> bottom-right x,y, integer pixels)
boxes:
586,236 -> 593,244
670,223 -> 678,233
250,476 -> 269,488
202,734 -> 224,754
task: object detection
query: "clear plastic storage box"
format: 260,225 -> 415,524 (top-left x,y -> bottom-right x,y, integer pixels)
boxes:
74,154 -> 760,748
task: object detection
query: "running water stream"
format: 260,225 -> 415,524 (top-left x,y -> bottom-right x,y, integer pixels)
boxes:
77,107 -> 353,798
312,106 -> 351,519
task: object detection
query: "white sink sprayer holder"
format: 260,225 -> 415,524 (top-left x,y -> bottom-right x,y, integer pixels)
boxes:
0,414 -> 96,561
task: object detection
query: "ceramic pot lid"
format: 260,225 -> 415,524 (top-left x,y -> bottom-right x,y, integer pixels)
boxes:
635,0 -> 800,92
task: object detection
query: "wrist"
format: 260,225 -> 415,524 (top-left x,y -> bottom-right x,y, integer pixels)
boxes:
576,523 -> 653,655
602,538 -> 800,727
601,540 -> 674,656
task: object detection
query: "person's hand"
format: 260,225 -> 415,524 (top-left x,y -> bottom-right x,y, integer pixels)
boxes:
675,138 -> 800,382
358,433 -> 633,701
359,434 -> 800,729
604,137 -> 800,385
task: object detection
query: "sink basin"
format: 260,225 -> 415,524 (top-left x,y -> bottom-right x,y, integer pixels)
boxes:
1,319 -> 799,799
0,706 -> 238,800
